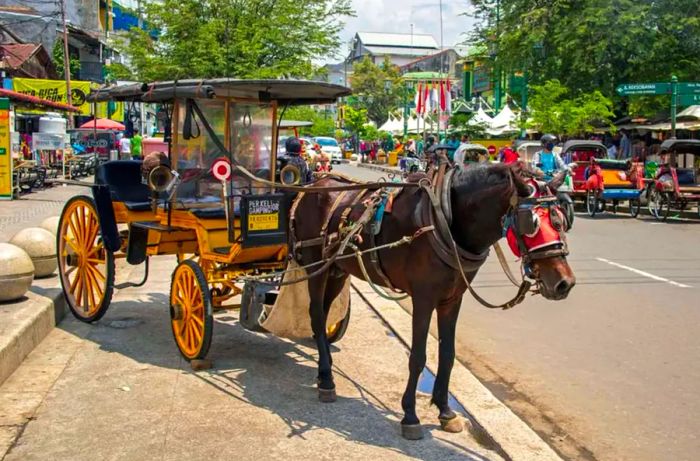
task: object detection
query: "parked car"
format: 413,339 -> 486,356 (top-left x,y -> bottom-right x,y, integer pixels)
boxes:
314,137 -> 343,163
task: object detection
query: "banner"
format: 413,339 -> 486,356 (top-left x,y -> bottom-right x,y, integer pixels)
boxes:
0,98 -> 11,199
12,78 -> 124,121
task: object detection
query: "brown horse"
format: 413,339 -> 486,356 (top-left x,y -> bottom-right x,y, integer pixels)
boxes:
291,162 -> 575,439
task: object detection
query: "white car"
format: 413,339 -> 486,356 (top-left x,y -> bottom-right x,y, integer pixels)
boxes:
314,137 -> 342,163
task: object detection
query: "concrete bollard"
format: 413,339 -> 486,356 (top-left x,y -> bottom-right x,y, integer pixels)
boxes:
39,216 -> 61,235
9,228 -> 57,278
0,243 -> 35,302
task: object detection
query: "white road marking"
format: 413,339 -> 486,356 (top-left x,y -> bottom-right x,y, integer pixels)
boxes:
596,257 -> 692,288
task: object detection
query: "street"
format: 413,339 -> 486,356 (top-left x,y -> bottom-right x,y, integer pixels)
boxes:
335,163 -> 700,461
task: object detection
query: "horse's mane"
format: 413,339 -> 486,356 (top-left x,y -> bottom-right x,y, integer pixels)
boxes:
453,163 -> 531,197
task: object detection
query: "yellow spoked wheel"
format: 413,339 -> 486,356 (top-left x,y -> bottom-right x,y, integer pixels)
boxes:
326,302 -> 351,344
170,260 -> 213,360
57,195 -> 115,322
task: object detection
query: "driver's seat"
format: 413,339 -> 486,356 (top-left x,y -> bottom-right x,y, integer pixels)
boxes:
95,160 -> 151,211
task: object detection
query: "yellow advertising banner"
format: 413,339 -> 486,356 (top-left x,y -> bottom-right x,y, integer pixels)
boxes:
0,98 -> 11,199
12,78 -> 124,122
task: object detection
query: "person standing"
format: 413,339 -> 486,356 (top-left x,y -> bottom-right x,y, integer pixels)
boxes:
131,131 -> 143,160
619,130 -> 631,159
119,133 -> 132,160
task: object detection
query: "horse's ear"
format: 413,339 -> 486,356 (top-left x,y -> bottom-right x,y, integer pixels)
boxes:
547,170 -> 566,191
509,163 -> 533,197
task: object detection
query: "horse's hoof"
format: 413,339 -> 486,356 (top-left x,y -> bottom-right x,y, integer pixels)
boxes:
439,415 -> 464,433
318,387 -> 337,403
401,424 -> 424,440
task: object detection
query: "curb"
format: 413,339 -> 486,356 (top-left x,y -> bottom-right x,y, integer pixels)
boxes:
0,285 -> 66,386
355,162 -> 401,175
352,279 -> 563,461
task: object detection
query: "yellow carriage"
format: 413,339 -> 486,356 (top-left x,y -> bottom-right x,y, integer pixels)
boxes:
56,79 -> 351,360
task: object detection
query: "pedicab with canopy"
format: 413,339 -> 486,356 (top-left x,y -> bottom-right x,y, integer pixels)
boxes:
647,139 -> 700,220
55,79 -> 352,360
562,140 -> 644,217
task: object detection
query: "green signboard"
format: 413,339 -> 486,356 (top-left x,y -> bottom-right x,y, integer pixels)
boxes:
678,94 -> 700,106
677,82 -> 700,94
616,83 -> 672,95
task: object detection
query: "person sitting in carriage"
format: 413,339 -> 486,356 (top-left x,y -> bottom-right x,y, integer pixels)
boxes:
280,137 -> 312,184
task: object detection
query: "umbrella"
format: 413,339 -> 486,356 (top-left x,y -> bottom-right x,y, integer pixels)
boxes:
79,118 -> 126,130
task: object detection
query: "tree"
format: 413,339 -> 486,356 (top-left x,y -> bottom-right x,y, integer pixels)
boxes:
449,112 -> 487,139
349,56 -> 404,126
467,0 -> 700,116
282,106 -> 337,137
52,41 -> 80,80
126,0 -> 353,80
525,79 -> 615,136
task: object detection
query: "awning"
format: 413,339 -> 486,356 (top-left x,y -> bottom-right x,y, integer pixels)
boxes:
0,88 -> 80,112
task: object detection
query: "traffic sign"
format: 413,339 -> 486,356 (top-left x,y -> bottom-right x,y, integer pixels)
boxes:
678,94 -> 700,106
616,83 -> 672,96
677,82 -> 700,94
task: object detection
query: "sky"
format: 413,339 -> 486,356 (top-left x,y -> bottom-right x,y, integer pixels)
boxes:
329,0 -> 477,62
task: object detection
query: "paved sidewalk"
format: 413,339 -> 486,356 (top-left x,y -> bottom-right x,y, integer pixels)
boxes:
0,256 -> 503,461
0,183 -> 88,242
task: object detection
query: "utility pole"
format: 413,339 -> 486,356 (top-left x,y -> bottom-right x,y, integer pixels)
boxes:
60,0 -> 73,127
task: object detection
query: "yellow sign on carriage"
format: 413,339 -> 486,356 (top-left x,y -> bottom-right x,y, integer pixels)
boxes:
0,98 -> 11,200
248,213 -> 279,231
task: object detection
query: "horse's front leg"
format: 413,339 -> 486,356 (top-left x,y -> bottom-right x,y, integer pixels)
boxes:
400,294 -> 434,440
308,269 -> 335,402
432,297 -> 464,433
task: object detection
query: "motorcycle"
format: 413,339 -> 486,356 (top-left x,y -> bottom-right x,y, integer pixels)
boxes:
538,162 -> 577,229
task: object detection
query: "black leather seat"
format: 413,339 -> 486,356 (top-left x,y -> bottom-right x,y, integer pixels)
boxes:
95,161 -> 151,210
190,207 -> 226,219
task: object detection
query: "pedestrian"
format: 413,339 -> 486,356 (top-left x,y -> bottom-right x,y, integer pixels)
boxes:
131,130 -> 143,160
119,132 -> 132,160
500,146 -> 520,164
607,142 -> 618,160
453,135 -> 470,168
620,130 -> 631,159
282,137 -> 312,183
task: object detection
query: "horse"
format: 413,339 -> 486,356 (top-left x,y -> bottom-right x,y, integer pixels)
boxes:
290,162 -> 575,439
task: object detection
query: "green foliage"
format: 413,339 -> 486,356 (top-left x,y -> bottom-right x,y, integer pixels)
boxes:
362,124 -> 379,140
104,62 -> 133,82
526,80 -> 615,136
468,0 -> 700,117
349,56 -> 405,126
126,0 -> 353,80
52,41 -> 80,80
343,106 -> 368,138
282,106 -> 337,137
448,112 -> 487,138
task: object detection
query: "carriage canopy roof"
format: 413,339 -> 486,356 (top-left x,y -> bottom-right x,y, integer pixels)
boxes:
658,139 -> 700,155
561,140 -> 607,153
87,79 -> 352,105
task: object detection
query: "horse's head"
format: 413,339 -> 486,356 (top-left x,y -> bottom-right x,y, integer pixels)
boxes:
451,163 -> 575,301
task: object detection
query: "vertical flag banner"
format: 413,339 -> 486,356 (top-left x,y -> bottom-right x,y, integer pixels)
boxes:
0,98 -> 11,200
415,82 -> 423,115
439,80 -> 446,112
445,79 -> 452,114
424,82 -> 431,113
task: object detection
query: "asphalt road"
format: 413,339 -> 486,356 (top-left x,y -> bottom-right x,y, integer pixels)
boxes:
335,163 -> 700,461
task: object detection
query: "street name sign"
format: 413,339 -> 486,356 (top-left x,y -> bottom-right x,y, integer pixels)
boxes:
677,82 -> 700,94
678,94 -> 700,106
616,83 -> 671,95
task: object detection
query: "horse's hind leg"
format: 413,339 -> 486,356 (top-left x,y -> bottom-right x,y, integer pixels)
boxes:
400,295 -> 433,440
432,299 -> 464,433
308,267 -> 336,402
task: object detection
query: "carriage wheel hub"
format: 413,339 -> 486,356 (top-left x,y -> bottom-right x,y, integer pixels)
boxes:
171,303 -> 184,321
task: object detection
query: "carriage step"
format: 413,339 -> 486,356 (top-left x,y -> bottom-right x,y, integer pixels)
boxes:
115,258 -> 150,289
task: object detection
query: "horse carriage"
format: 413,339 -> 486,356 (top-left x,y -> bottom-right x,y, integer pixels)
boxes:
56,77 -> 576,440
647,139 -> 700,220
562,140 -> 644,217
56,79 -> 353,361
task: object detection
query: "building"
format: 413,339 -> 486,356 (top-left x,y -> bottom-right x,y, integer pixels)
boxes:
399,48 -> 463,80
0,43 -> 58,79
348,32 -> 439,67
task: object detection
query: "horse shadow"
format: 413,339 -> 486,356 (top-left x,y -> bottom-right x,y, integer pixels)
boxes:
57,292 -> 498,461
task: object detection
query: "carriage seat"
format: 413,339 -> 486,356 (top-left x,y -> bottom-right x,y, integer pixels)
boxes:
676,168 -> 696,186
176,196 -> 232,219
95,161 -> 151,211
